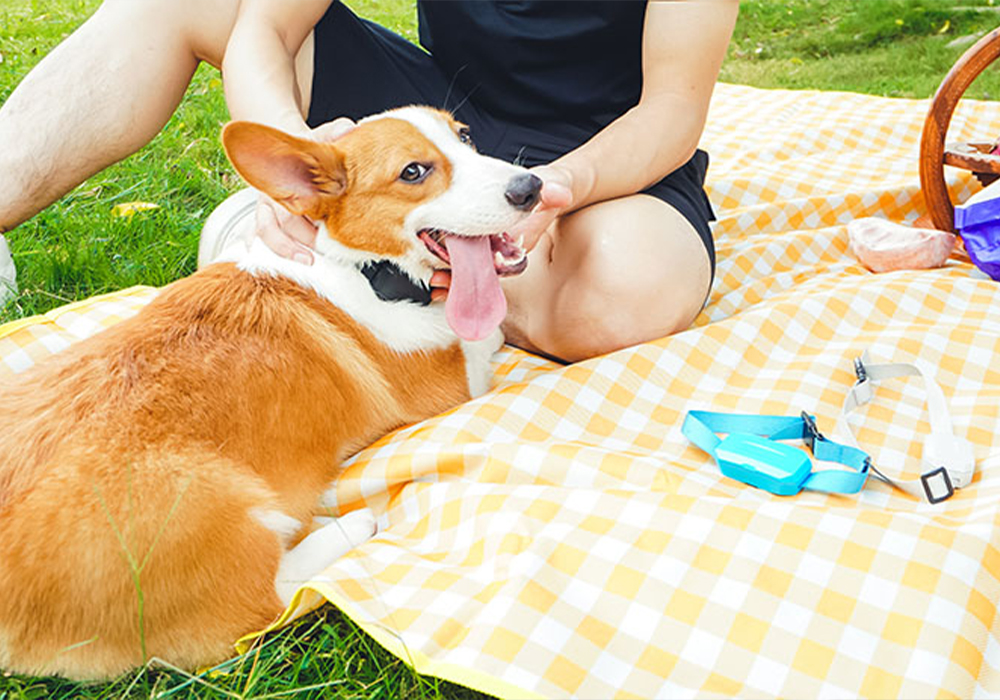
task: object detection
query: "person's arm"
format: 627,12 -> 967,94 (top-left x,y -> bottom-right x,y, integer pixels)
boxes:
511,0 -> 739,250
221,0 -> 349,263
222,0 -> 332,135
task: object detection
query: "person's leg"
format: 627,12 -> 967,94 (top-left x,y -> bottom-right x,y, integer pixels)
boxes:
501,194 -> 712,363
0,0 -> 250,234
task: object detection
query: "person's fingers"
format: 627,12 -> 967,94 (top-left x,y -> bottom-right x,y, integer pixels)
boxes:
271,202 -> 320,248
507,173 -> 573,252
539,179 -> 573,210
531,165 -> 573,209
256,197 -> 315,265
430,269 -> 450,302
430,270 -> 451,289
310,117 -> 357,143
508,206 -> 559,252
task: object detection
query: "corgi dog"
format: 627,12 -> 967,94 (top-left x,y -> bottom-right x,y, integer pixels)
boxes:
0,106 -> 539,680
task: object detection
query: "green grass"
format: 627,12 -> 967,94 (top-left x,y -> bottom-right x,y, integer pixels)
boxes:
723,0 -> 1000,97
1,605 -> 489,700
3,0 -> 1000,697
0,0 -> 232,322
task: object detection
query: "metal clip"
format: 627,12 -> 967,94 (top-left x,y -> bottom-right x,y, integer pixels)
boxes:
801,411 -> 826,454
861,456 -> 873,477
851,355 -> 874,407
853,355 -> 868,384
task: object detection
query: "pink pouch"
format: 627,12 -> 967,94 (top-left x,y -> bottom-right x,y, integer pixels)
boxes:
847,217 -> 955,273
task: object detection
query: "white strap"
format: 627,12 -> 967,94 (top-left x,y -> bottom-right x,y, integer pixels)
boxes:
835,351 -> 975,504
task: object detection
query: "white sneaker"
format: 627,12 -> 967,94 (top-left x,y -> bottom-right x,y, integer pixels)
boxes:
0,234 -> 16,304
197,187 -> 259,269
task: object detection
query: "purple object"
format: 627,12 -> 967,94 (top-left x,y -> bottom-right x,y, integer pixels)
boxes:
954,199 -> 1000,280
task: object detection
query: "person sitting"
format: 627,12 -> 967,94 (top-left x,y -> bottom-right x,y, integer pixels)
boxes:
0,0 -> 738,362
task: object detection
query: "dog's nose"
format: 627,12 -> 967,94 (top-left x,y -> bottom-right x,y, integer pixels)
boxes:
505,173 -> 543,210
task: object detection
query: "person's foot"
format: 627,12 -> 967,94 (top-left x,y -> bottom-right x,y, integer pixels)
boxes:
197,187 -> 259,268
0,235 -> 16,305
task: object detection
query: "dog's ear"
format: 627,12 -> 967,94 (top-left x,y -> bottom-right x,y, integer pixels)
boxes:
222,121 -> 346,218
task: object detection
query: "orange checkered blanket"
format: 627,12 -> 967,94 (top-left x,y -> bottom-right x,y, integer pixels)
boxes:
3,83 -> 1000,698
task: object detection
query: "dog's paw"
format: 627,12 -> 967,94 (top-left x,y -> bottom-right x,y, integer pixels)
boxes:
327,508 -> 378,547
276,509 -> 378,604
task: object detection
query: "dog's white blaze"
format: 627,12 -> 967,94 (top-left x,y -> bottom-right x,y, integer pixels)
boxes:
364,107 -> 532,240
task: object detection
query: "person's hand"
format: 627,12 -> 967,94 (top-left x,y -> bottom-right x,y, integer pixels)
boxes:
309,117 -> 356,143
508,165 -> 574,252
254,117 -> 356,264
429,165 -> 573,301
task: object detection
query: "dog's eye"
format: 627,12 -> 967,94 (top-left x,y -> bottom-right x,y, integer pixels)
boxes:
458,127 -> 474,147
400,162 -> 431,183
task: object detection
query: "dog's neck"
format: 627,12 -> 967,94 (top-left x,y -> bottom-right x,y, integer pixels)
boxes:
310,221 -> 434,306
237,237 -> 455,354
359,260 -> 431,306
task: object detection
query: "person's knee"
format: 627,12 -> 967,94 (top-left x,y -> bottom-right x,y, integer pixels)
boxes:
534,202 -> 711,362
555,245 -> 701,360
99,0 -> 240,67
100,0 -> 209,22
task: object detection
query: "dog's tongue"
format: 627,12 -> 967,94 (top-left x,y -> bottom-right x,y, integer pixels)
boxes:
443,235 -> 506,341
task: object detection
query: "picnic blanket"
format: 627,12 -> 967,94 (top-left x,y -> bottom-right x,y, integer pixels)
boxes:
3,82 -> 1000,698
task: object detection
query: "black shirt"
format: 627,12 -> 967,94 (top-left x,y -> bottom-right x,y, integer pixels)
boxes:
417,0 -> 647,135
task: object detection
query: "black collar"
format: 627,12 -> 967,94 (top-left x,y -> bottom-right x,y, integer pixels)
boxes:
359,260 -> 432,306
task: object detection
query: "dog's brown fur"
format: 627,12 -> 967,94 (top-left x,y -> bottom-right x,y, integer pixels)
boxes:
0,111 -> 506,679
0,263 -> 469,678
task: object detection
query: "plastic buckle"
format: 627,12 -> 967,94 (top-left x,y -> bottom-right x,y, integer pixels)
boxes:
853,356 -> 867,384
801,411 -> 825,453
862,456 -> 874,478
921,466 -> 955,504
852,356 -> 874,406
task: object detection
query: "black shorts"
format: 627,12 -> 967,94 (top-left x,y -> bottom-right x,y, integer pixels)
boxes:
306,1 -> 716,276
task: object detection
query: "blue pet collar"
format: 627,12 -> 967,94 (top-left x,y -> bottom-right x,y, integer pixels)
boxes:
683,351 -> 976,503
682,410 -> 871,497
